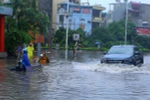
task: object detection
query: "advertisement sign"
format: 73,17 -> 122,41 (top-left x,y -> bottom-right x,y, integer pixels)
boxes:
73,7 -> 80,12
136,27 -> 150,35
82,9 -> 90,14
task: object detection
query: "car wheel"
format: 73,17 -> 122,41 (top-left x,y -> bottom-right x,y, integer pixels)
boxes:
133,60 -> 137,66
141,58 -> 144,64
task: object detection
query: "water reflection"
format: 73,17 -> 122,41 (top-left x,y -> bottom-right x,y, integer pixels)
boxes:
0,61 -> 6,100
0,60 -> 5,82
0,50 -> 150,100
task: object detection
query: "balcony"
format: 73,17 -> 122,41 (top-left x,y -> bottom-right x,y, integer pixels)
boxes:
93,5 -> 106,11
93,17 -> 102,22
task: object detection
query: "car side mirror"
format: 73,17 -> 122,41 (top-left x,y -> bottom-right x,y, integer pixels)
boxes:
103,51 -> 107,55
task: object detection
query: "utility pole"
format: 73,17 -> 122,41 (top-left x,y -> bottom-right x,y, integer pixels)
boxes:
37,33 -> 41,57
65,0 -> 69,60
124,0 -> 128,45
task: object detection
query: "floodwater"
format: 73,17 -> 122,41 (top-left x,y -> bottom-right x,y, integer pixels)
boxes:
0,50 -> 150,100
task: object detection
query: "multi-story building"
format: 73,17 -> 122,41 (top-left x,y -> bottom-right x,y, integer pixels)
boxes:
37,0 -> 80,49
107,1 -> 150,28
57,2 -> 92,35
92,5 -> 106,29
52,0 -> 80,30
128,2 -> 150,27
56,2 -> 105,35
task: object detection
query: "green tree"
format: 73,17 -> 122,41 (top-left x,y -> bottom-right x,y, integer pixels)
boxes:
108,20 -> 125,43
53,28 -> 86,49
0,1 -> 2,5
5,0 -> 50,55
53,27 -> 66,46
135,35 -> 150,49
88,26 -> 114,48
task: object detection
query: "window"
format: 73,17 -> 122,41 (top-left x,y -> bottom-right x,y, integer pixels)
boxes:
59,15 -> 64,23
88,21 -> 91,23
80,18 -> 85,21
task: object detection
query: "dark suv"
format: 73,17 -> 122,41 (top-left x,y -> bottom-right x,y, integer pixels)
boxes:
101,45 -> 144,66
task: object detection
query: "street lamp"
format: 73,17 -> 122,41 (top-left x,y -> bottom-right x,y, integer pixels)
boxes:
124,0 -> 128,45
65,0 -> 69,60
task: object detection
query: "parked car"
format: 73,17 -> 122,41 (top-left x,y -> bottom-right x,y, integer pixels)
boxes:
100,45 -> 144,66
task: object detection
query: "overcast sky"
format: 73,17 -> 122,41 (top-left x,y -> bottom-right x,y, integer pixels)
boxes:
81,0 -> 150,12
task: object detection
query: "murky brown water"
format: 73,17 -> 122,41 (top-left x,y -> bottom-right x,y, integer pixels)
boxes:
0,50 -> 150,100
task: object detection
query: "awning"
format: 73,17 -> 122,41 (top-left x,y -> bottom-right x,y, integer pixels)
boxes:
128,9 -> 140,13
0,6 -> 13,16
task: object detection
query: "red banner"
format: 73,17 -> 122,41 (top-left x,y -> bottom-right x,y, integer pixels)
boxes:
136,27 -> 150,35
73,8 -> 80,11
82,9 -> 90,14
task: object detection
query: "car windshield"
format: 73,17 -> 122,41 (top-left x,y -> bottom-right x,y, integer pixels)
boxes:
108,46 -> 133,55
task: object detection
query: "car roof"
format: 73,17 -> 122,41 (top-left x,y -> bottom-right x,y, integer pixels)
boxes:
111,45 -> 137,48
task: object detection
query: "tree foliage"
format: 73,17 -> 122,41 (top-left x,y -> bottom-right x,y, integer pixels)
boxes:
88,26 -> 114,48
0,1 -> 3,5
53,28 -> 85,49
53,20 -> 150,51
4,0 -> 50,55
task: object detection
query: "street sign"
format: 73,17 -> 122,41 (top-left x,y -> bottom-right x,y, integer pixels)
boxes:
73,34 -> 80,41
0,6 -> 13,16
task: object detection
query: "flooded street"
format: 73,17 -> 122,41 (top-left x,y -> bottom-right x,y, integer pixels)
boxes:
0,50 -> 150,100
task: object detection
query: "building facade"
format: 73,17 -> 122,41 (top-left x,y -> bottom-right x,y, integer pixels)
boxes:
52,0 -> 80,30
107,1 -> 150,35
57,2 -> 92,35
56,2 -> 106,35
92,4 -> 106,29
107,1 -> 150,28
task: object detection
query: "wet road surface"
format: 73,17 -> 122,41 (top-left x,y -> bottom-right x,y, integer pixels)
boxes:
0,50 -> 150,100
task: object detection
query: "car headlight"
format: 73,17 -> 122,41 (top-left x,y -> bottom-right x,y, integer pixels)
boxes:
124,57 -> 133,62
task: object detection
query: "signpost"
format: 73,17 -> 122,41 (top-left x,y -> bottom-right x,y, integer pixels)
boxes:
65,0 -> 69,60
73,34 -> 80,57
73,34 -> 80,41
124,0 -> 128,45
